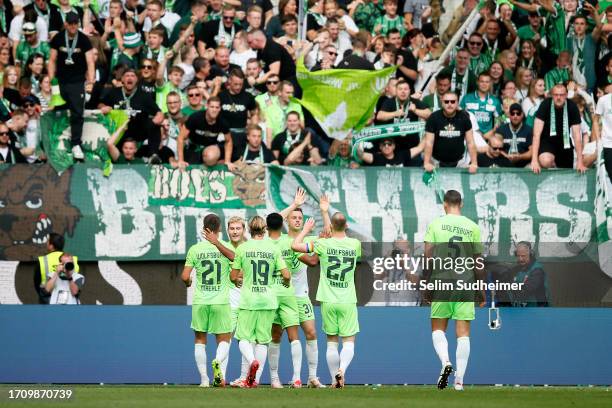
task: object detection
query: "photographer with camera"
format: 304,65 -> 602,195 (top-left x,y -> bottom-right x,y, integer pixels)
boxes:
44,253 -> 85,305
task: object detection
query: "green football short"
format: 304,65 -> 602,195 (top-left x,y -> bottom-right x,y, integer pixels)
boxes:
191,304 -> 233,334
430,301 -> 475,321
296,296 -> 315,323
231,307 -> 239,332
234,309 -> 275,344
320,302 -> 359,337
273,296 -> 300,328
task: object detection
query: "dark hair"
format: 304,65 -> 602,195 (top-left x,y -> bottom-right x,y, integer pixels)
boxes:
386,28 -> 401,38
193,57 -> 209,72
122,137 -> 138,146
48,233 -> 65,251
444,190 -> 462,206
281,14 -> 298,25
266,212 -> 284,231
229,68 -> 245,80
436,71 -> 451,82
203,213 -> 221,233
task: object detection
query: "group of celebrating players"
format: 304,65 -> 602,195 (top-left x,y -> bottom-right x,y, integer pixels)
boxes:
181,188 -> 483,391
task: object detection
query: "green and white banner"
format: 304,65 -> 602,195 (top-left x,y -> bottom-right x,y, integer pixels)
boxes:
40,110 -> 129,173
595,144 -> 612,277
295,58 -> 396,140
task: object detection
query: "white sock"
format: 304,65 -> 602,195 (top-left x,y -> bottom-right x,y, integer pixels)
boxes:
254,344 -> 268,383
326,341 -> 340,381
432,330 -> 450,367
239,340 -> 255,365
240,354 -> 249,380
268,342 -> 281,382
290,340 -> 303,382
194,344 -> 208,384
215,341 -> 230,366
306,340 -> 318,380
455,336 -> 470,384
220,339 -> 230,377
339,341 -> 354,373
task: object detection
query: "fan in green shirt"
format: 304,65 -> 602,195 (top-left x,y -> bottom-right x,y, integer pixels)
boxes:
230,215 -> 290,387
293,210 -> 361,388
181,213 -> 236,388
544,51 -> 571,91
423,189 -> 485,391
460,73 -> 502,139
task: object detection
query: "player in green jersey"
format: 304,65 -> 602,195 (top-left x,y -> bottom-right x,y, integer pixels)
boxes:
181,214 -> 236,388
231,216 -> 291,388
293,211 -> 362,388
423,190 -> 485,391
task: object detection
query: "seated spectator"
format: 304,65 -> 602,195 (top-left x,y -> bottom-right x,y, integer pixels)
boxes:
178,96 -> 232,168
44,253 -> 84,305
358,137 -> 422,167
477,134 -> 513,168
328,137 -> 359,168
232,124 -> 278,165
271,111 -> 322,165
0,122 -> 26,163
495,103 -> 533,167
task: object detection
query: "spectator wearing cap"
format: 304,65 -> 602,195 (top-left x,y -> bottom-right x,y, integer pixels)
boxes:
477,134 -> 513,168
115,32 -> 143,70
48,10 -> 94,160
22,95 -> 42,163
8,0 -> 48,52
495,103 -> 533,168
358,137 -> 423,167
15,22 -> 49,67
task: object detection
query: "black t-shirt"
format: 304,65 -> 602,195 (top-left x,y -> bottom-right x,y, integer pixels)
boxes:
496,123 -> 533,154
477,152 -> 513,168
139,79 -> 157,102
241,145 -> 276,163
371,151 -> 414,167
219,90 -> 256,129
425,110 -> 472,163
397,48 -> 419,89
49,30 -> 92,83
271,130 -> 307,164
185,112 -> 230,147
101,87 -> 160,116
306,13 -> 323,33
4,88 -> 23,110
209,63 -> 242,82
258,39 -> 296,80
377,97 -> 427,150
241,0 -> 273,13
197,20 -> 243,49
49,7 -> 85,33
535,98 -> 581,148
337,54 -> 375,70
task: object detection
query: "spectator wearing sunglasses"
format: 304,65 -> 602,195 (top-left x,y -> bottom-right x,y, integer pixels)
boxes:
181,85 -> 205,116
311,45 -> 338,71
138,58 -> 158,102
495,103 -> 533,167
22,96 -> 42,163
477,134 -> 513,168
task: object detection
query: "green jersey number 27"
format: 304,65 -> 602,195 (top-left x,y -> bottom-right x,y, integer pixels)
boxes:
327,256 -> 355,282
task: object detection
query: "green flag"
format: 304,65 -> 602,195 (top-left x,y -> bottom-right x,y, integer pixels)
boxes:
40,110 -> 129,174
295,57 -> 396,140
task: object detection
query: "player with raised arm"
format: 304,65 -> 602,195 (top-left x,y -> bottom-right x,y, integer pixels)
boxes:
181,214 -> 235,388
225,216 -> 251,388
231,216 -> 291,388
423,190 -> 485,391
292,211 -> 361,388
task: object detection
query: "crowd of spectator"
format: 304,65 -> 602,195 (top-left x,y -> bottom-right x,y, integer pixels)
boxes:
0,0 -> 610,177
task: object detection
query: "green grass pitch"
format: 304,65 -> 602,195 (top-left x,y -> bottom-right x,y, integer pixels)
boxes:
1,385 -> 610,408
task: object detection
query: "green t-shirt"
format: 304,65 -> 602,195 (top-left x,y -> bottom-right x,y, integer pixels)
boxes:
469,54 -> 492,77
372,15 -> 406,37
538,3 -> 568,56
181,105 -> 205,117
313,236 -> 361,304
232,239 -> 287,310
517,25 -> 544,42
15,41 -> 50,65
424,214 -> 483,280
460,92 -> 502,134
262,99 -> 304,139
185,240 -> 232,305
544,67 -> 570,91
268,234 -> 299,297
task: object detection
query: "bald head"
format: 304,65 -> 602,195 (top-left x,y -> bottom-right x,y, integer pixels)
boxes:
331,212 -> 347,232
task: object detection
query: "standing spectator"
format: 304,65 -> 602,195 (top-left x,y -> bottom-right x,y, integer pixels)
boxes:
142,0 -> 180,46
266,0 -> 297,38
327,137 -> 359,168
477,134 -> 513,168
247,30 -> 298,93
263,81 -> 304,143
244,58 -> 265,97
566,8 -> 601,92
48,0 -> 85,38
403,0 -> 430,30
255,73 -> 280,114
531,84 -> 585,173
182,84 -> 205,116
324,0 -> 359,38
423,91 -> 477,172
422,72 -> 451,112
460,72 -> 502,142
312,44 -> 338,71
34,233 -> 80,304
209,46 -> 241,82
23,54 -> 45,95
325,17 -> 351,64
495,103 -> 533,168
465,32 -> 491,77
177,96 -> 232,168
48,11 -> 95,160
372,0 -> 405,37
337,38 -> 374,70
21,96 -> 41,163
594,83 -> 612,181
544,51 -> 572,92
15,22 -> 49,67
230,31 -> 257,72
164,91 -> 184,154
439,48 -> 477,101
306,0 -> 326,41
197,5 -> 242,53
45,253 -> 85,305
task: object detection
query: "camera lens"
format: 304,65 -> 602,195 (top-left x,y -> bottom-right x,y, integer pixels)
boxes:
64,262 -> 74,271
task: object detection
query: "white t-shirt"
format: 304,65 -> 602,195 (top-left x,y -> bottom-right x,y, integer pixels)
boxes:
49,271 -> 85,305
9,14 -> 49,43
595,93 -> 612,148
143,12 -> 181,35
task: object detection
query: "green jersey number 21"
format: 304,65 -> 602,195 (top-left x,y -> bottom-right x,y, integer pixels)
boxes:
201,260 -> 222,285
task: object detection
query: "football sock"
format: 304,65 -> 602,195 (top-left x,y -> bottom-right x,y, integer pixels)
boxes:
432,330 -> 450,367
220,339 -> 230,378
268,342 -> 281,382
455,336 -> 470,383
215,341 -> 230,366
254,344 -> 268,383
240,354 -> 249,380
239,340 -> 255,365
326,341 -> 340,381
306,340 -> 319,380
194,343 -> 208,383
290,340 -> 303,382
339,341 -> 354,373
